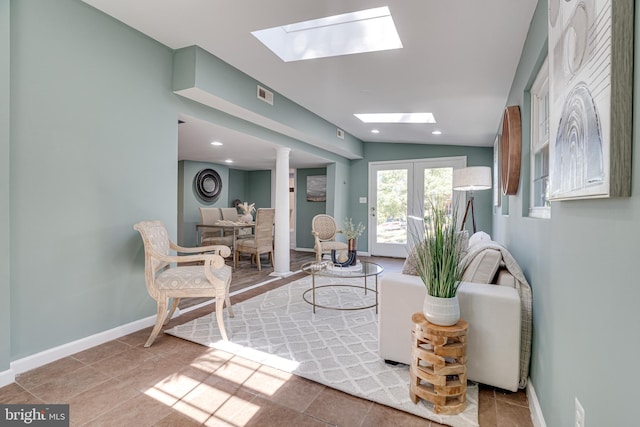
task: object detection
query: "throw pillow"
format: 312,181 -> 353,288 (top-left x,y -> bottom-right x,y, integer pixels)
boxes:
461,248 -> 501,284
468,231 -> 492,248
402,246 -> 419,276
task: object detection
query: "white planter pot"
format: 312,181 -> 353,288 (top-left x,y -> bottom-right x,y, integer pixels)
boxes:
423,294 -> 460,326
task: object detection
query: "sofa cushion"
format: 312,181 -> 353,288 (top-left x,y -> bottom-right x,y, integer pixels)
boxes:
495,268 -> 516,287
461,248 -> 501,284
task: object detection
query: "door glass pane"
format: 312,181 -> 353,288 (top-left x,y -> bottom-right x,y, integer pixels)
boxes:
423,167 -> 454,226
376,169 -> 408,244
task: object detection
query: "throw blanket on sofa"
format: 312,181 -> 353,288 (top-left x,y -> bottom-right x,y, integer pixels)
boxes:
460,241 -> 532,389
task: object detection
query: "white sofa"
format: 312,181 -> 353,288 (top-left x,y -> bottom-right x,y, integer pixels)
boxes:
378,234 -> 532,392
379,272 -> 521,391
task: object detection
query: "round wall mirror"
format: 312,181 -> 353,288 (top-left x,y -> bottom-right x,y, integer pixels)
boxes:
194,168 -> 222,203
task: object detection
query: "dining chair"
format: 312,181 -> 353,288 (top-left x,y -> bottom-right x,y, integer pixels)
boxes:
221,207 -> 253,238
134,220 -> 233,347
234,208 -> 275,270
199,207 -> 233,247
311,214 -> 348,263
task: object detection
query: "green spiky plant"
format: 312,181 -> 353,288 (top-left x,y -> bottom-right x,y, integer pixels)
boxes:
411,199 -> 464,298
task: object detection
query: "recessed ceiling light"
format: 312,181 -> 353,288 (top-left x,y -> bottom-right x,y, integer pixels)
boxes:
225,159 -> 233,164
371,129 -> 380,134
211,141 -> 223,146
252,6 -> 403,62
432,130 -> 442,135
354,113 -> 436,124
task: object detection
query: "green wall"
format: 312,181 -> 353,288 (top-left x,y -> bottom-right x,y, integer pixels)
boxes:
327,162 -> 350,237
246,170 -> 272,211
349,143 -> 494,252
1,0 -> 10,373
497,1 -> 640,425
296,168 -> 329,249
173,46 -> 364,160
228,168 -> 248,206
9,0 -> 177,359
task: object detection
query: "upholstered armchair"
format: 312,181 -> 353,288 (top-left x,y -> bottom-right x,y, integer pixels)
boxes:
311,214 -> 348,263
134,220 -> 233,347
234,208 -> 275,270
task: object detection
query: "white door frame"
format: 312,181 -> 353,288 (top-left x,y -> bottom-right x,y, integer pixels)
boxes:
368,156 -> 467,257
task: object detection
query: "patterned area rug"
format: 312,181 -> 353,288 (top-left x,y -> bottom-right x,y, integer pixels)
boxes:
165,275 -> 479,427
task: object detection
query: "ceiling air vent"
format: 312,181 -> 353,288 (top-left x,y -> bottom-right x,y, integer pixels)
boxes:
337,128 -> 345,139
257,85 -> 274,105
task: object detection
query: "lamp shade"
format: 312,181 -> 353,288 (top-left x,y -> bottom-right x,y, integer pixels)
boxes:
453,166 -> 492,191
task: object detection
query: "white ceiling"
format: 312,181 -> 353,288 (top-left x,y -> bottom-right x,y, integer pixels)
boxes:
83,0 -> 538,170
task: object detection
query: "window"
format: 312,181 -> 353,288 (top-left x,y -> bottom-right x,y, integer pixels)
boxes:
530,57 -> 550,218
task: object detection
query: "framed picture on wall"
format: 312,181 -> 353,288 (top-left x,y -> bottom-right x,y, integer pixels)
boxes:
306,175 -> 327,202
548,0 -> 633,200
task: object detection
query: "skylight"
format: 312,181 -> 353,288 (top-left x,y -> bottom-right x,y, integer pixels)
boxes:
251,6 -> 403,62
354,113 -> 436,124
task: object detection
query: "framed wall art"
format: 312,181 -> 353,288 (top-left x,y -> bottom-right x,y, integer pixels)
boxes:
548,0 -> 633,200
306,175 -> 327,202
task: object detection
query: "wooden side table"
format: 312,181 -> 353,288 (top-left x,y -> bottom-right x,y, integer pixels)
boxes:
409,312 -> 468,415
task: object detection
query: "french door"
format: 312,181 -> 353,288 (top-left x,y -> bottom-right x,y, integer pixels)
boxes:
368,157 -> 466,257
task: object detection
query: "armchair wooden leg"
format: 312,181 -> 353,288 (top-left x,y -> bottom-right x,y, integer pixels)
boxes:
269,251 -> 274,266
224,279 -> 234,318
215,294 -> 229,341
145,299 -> 168,347
256,252 -> 262,271
164,297 -> 180,325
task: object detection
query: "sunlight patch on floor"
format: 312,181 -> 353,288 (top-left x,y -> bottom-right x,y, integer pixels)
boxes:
213,340 -> 300,373
143,346 -> 296,425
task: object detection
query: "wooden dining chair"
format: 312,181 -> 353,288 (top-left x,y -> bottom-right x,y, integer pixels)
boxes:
234,208 -> 275,270
199,207 -> 233,247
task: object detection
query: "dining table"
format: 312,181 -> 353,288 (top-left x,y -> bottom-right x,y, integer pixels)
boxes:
196,220 -> 255,265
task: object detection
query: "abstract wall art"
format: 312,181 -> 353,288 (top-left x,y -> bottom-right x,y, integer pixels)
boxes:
306,175 -> 327,202
548,0 -> 633,200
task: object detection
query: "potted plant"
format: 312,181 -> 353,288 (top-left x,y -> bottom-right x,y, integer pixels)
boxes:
409,199 -> 464,326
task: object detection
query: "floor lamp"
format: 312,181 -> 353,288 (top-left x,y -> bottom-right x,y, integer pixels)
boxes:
453,166 -> 492,233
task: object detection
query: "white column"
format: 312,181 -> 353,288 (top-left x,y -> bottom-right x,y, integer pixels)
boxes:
271,147 -> 292,277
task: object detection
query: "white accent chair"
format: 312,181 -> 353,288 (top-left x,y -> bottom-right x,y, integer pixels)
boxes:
311,214 -> 348,263
134,220 -> 233,347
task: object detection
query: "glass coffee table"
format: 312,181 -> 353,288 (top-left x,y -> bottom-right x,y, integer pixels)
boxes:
301,261 -> 384,313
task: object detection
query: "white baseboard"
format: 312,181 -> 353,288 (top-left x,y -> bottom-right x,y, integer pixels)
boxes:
527,379 -> 547,427
0,367 -> 15,388
9,315 -> 157,377
294,247 -> 314,253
